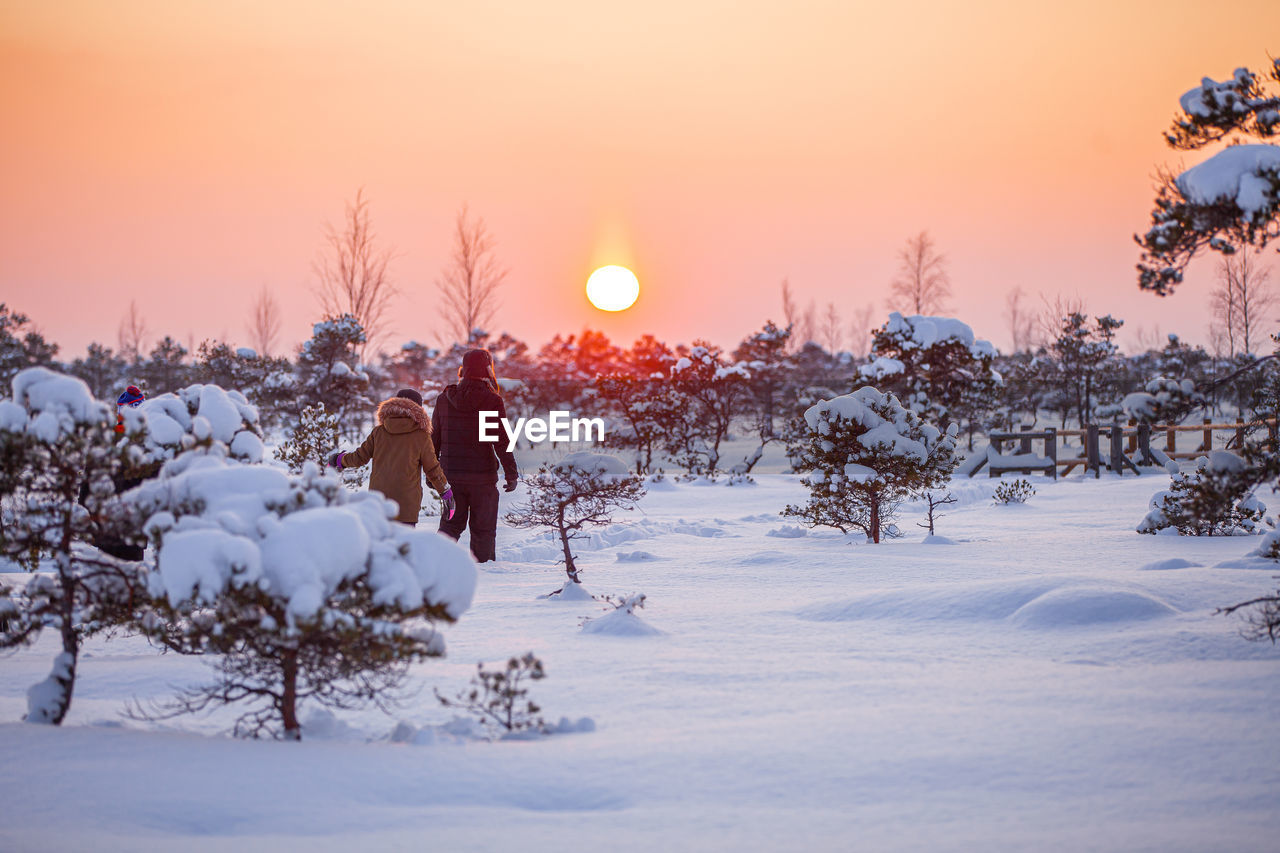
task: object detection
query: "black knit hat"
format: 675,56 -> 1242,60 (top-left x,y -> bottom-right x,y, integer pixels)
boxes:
395,388 -> 423,406
460,349 -> 494,379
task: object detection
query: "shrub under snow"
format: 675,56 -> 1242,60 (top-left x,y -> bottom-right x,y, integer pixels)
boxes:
127,454 -> 476,740
1138,450 -> 1267,536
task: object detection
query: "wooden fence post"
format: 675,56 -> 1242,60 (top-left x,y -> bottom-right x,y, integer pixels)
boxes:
1110,424 -> 1125,474
1137,422 -> 1152,465
1201,417 -> 1212,452
1086,424 -> 1100,478
1127,417 -> 1137,453
1166,424 -> 1176,455
1046,427 -> 1058,480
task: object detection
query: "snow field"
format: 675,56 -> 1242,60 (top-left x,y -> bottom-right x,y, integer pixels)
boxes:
1,461 -> 1278,851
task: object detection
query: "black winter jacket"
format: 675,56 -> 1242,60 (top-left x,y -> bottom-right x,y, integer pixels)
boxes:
431,379 -> 519,485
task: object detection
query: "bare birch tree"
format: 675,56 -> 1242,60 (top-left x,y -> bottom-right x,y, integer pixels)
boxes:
848,304 -> 876,358
820,302 -> 843,354
1004,287 -> 1036,353
314,189 -> 397,355
436,205 -> 507,347
1209,251 -> 1276,357
246,285 -> 281,357
888,231 -> 952,315
117,300 -> 148,362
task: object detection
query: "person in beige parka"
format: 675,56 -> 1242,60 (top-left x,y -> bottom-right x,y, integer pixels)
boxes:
328,389 -> 456,526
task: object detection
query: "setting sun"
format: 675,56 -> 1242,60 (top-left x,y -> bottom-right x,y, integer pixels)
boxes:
586,265 -> 640,312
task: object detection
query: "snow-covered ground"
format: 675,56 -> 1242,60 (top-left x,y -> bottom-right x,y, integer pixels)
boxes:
2,452 -> 1278,852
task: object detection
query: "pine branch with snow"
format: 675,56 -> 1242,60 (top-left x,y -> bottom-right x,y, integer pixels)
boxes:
1137,58 -> 1280,295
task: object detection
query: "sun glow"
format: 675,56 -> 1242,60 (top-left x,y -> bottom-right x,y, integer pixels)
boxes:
585,265 -> 640,312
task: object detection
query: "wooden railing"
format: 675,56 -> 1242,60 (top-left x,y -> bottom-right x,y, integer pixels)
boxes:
969,418 -> 1277,479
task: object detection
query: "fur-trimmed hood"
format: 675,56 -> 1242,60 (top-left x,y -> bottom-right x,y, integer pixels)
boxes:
377,396 -> 431,435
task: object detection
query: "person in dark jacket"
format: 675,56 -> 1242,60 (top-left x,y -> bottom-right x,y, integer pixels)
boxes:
432,350 -> 518,562
329,389 -> 455,527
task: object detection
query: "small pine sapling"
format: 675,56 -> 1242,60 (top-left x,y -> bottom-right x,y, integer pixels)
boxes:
505,452 -> 645,593
435,653 -> 547,737
274,402 -> 365,487
917,490 -> 957,534
993,479 -> 1036,505
601,592 -> 646,614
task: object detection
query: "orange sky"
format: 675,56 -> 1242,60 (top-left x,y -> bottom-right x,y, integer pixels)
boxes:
3,0 -> 1279,358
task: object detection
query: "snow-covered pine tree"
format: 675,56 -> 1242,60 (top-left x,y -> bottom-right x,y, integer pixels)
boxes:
127,456 -> 476,740
1045,311 -> 1125,427
859,312 -> 999,434
0,304 -> 59,390
1137,450 -> 1267,536
505,452 -> 645,595
192,341 -> 295,429
0,371 -> 268,725
732,321 -> 794,471
295,314 -> 371,439
0,368 -> 149,725
664,342 -> 751,475
597,373 -> 678,475
783,386 -> 958,543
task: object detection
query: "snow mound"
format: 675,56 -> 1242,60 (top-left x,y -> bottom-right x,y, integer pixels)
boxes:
581,608 -> 663,636
921,534 -> 957,545
671,522 -> 726,538
1139,558 -> 1200,571
767,525 -> 808,539
1009,587 -> 1178,629
798,577 -> 1177,628
553,452 -> 632,481
540,581 -> 596,602
799,578 -> 1063,623
739,550 -> 790,565
616,551 -> 660,562
301,708 -> 367,741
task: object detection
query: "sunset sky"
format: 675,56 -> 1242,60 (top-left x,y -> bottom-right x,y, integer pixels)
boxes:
3,0 -> 1278,359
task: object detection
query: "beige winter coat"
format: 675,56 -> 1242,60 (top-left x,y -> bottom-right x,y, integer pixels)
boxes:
342,397 -> 448,524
